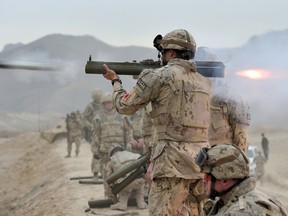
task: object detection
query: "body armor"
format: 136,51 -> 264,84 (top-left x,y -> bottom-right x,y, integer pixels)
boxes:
97,112 -> 127,153
209,86 -> 250,151
147,59 -> 210,142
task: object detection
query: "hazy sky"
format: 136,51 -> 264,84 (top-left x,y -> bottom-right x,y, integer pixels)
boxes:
1,0 -> 288,51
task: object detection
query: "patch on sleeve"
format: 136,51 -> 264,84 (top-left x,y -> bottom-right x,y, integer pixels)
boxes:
123,93 -> 131,101
137,78 -> 147,91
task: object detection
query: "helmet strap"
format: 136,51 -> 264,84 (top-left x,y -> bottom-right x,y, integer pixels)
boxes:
209,175 -> 218,199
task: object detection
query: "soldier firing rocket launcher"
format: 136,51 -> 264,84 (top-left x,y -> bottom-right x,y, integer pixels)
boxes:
85,56 -> 225,78
84,55 -> 226,208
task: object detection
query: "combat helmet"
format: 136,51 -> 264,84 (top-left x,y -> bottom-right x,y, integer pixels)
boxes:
195,144 -> 249,180
91,88 -> 103,103
109,144 -> 124,157
100,92 -> 113,104
153,29 -> 196,59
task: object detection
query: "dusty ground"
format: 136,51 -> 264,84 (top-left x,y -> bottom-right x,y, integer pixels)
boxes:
0,126 -> 287,216
0,133 -> 149,216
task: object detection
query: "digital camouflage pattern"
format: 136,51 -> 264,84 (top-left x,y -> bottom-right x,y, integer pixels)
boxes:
201,144 -> 249,180
156,29 -> 196,58
111,57 -> 211,215
140,103 -> 156,156
209,85 -> 250,152
205,177 -> 288,216
129,108 -> 145,155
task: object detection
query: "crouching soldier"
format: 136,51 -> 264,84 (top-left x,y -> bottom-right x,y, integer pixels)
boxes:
105,144 -> 147,211
195,144 -> 287,215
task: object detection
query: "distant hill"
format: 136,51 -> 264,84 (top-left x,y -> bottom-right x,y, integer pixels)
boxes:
0,30 -> 288,130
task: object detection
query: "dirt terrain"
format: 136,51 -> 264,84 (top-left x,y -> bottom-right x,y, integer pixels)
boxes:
0,126 -> 287,216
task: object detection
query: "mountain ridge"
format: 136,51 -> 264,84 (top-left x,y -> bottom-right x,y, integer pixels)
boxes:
0,29 -> 287,129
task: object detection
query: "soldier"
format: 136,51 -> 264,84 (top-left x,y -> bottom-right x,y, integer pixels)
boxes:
65,111 -> 82,158
129,108 -> 145,155
102,29 -> 211,215
92,92 -> 132,195
65,113 -> 71,144
195,144 -> 287,215
255,151 -> 266,185
195,46 -> 251,153
261,133 -> 269,161
76,109 -> 84,139
82,88 -> 103,142
105,144 -> 147,211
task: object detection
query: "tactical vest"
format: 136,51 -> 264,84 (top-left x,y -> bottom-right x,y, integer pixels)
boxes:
209,104 -> 233,145
209,89 -> 250,146
150,63 -> 210,142
98,112 -> 126,152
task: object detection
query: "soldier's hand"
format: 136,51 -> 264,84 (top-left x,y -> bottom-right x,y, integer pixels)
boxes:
130,138 -> 138,147
137,138 -> 144,148
145,161 -> 154,182
103,64 -> 118,81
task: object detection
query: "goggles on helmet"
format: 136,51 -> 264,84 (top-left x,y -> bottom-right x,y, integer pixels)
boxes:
195,147 -> 209,169
153,34 -> 163,52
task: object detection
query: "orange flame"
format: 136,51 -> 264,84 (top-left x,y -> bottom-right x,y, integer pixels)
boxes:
236,69 -> 270,80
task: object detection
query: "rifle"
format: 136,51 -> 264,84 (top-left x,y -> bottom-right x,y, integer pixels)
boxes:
85,56 -> 225,78
106,154 -> 149,195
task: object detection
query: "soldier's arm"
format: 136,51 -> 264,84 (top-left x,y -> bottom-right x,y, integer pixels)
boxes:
228,97 -> 250,152
106,68 -> 160,115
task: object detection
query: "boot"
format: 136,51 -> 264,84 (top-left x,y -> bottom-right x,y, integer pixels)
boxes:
135,191 -> 147,209
110,192 -> 129,211
65,153 -> 71,158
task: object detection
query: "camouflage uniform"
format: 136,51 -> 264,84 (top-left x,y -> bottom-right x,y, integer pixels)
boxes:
206,177 -> 287,215
195,47 -> 251,153
82,88 -> 103,142
140,103 -> 156,157
110,29 -> 211,215
209,85 -> 250,152
92,93 -> 132,191
106,146 -> 147,211
66,111 -> 82,157
129,108 -> 145,155
195,144 -> 287,216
